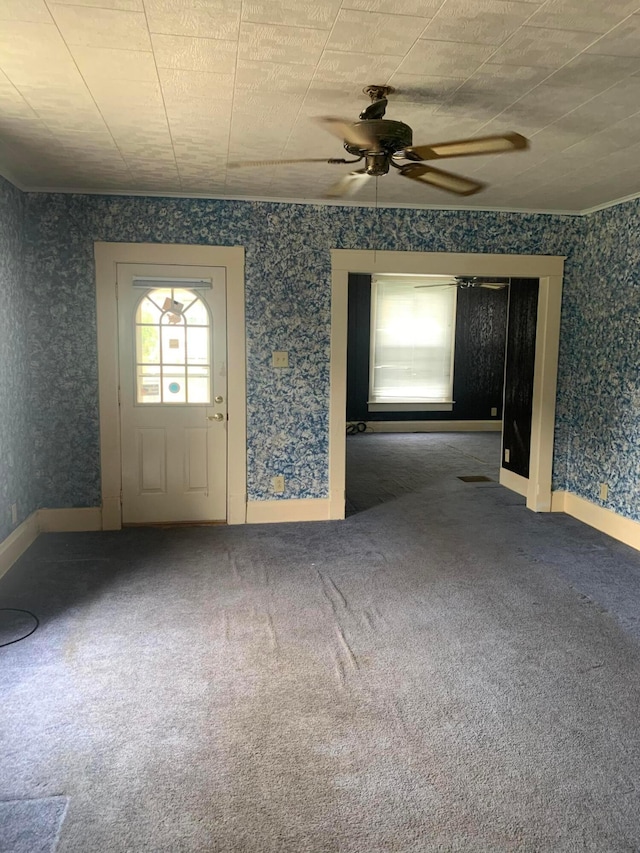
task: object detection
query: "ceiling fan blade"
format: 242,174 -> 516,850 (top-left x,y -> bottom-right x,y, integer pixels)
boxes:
404,132 -> 528,161
315,116 -> 380,151
414,283 -> 456,288
480,283 -> 508,289
325,169 -> 371,199
399,164 -> 485,196
227,157 -> 333,169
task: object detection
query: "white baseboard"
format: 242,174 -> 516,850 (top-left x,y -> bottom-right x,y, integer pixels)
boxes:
228,492 -> 248,526
551,491 -> 640,552
0,507 -> 103,578
101,496 -> 121,531
0,512 -> 39,580
499,467 -> 529,497
361,420 -> 501,433
38,507 -> 103,533
246,498 -> 332,524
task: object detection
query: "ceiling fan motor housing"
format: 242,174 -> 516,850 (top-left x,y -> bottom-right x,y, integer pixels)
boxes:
344,119 -> 413,159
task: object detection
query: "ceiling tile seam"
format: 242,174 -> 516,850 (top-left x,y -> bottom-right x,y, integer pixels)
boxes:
522,21 -> 640,37
338,1 -> 446,22
41,0 -> 135,183
150,34 -> 237,44
54,44 -> 153,55
46,2 -> 144,13
221,1 -> 249,196
415,0 -> 553,51
418,2 -> 553,123
466,13 -> 640,141
318,46 -> 431,59
409,0 -> 448,27
427,0 -> 549,126
259,5 -> 346,196
141,2 -> 183,190
0,68 -> 41,123
524,102 -> 640,179
210,20 -> 335,36
472,60 -> 640,182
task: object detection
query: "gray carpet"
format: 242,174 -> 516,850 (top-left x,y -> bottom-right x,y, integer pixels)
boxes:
2,432 -> 640,851
0,797 -> 68,853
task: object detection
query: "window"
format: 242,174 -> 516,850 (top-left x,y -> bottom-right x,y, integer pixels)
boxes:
135,288 -> 211,405
368,275 -> 457,411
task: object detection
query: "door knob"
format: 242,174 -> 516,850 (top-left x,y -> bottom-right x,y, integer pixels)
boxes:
208,413 -> 224,421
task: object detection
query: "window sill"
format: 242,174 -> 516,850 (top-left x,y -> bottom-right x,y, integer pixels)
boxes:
367,401 -> 454,412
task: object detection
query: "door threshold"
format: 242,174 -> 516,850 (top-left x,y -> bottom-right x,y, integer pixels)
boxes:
122,520 -> 227,528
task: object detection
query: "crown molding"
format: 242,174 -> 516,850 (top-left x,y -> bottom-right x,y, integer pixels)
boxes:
578,189 -> 640,216
11,183 -> 581,217
4,167 -> 640,217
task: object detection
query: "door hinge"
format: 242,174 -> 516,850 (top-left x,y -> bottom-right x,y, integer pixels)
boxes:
115,281 -> 118,297
117,385 -> 121,405
119,490 -> 123,504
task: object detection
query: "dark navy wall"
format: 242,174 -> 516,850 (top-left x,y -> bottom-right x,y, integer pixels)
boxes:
502,278 -> 539,479
347,273 -> 508,423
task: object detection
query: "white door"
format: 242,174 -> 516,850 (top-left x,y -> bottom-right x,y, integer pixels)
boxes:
117,263 -> 227,523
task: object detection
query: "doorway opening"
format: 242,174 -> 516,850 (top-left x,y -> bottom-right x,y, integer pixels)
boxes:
329,250 -> 565,520
344,272 -> 540,515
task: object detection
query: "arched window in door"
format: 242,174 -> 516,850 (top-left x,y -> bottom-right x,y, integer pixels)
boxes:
134,288 -> 211,404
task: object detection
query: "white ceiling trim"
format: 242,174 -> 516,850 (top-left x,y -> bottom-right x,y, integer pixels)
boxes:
6,177 -> 585,216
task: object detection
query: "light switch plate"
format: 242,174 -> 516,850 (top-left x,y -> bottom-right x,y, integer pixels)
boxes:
272,351 -> 289,368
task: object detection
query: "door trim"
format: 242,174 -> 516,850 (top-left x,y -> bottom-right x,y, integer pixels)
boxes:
95,242 -> 247,528
329,250 -> 565,518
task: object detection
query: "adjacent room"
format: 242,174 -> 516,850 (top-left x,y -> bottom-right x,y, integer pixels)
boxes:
1,2 -> 640,851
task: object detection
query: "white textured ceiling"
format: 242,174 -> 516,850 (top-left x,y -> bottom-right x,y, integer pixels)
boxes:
2,0 -> 640,212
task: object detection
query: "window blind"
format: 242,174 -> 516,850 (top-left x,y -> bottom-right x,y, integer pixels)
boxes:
369,275 -> 457,404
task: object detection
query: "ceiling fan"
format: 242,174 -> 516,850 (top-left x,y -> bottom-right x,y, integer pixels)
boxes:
228,85 -> 529,199
415,276 -> 510,289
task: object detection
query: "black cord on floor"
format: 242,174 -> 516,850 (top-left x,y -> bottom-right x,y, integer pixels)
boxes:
0,608 -> 39,647
346,422 -> 368,435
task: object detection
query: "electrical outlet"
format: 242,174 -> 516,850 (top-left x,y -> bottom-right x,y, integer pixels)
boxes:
504,449 -> 510,463
599,483 -> 609,501
272,475 -> 285,493
272,351 -> 289,368
491,407 -> 498,417
11,503 -> 17,525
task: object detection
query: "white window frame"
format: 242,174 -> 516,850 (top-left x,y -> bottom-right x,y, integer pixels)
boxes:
133,286 -> 213,406
368,275 -> 457,412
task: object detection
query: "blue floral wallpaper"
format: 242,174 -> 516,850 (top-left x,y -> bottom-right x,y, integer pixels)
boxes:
0,176 -> 635,530
21,192 -> 584,508
0,177 -> 35,540
554,198 -> 640,522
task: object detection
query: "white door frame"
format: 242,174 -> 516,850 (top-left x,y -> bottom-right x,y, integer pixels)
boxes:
95,242 -> 247,528
329,250 -> 565,518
